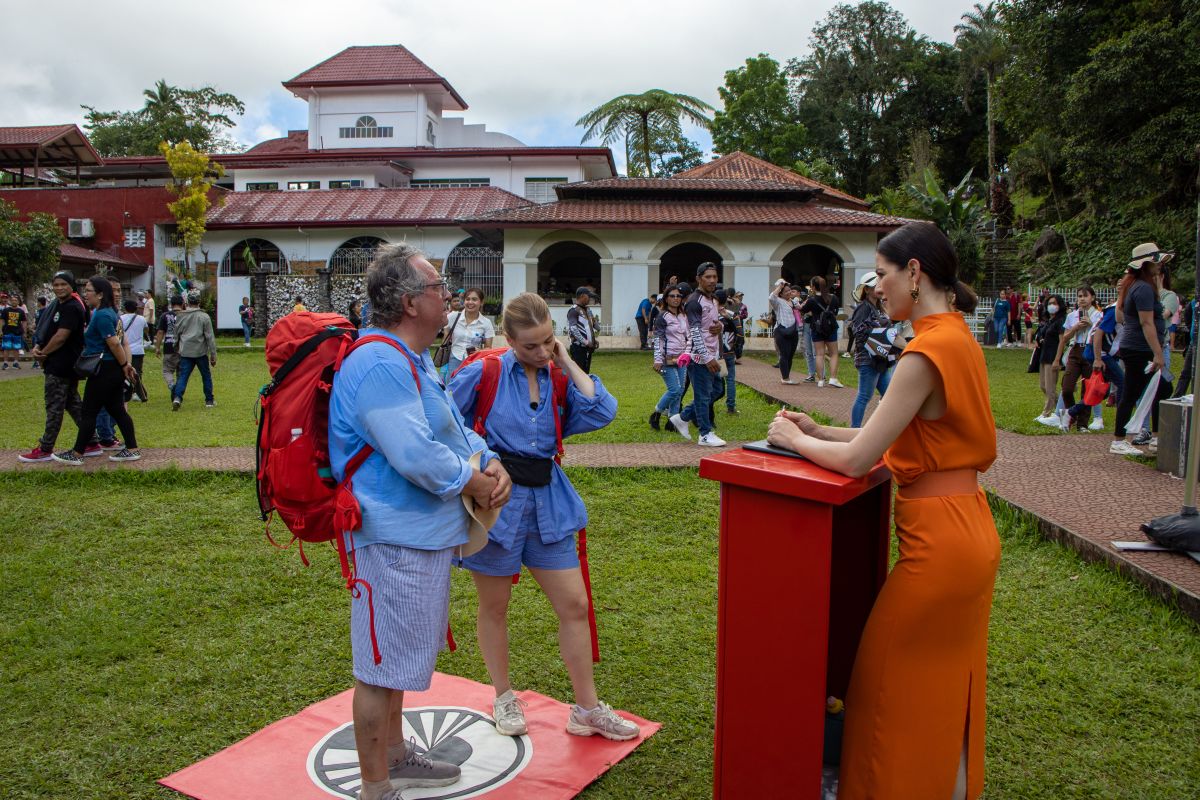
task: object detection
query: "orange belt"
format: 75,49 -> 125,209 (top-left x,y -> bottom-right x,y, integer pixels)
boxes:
898,468 -> 979,499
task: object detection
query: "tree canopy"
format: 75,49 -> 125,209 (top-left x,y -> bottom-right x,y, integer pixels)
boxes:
0,200 -> 64,296
710,55 -> 807,168
83,80 -> 246,157
577,90 -> 713,178
160,142 -> 225,277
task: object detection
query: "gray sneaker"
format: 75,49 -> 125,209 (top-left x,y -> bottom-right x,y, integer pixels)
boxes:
492,689 -> 528,736
388,736 -> 461,789
566,701 -> 639,741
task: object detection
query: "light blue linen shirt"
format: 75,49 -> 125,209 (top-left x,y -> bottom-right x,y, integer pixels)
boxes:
448,350 -> 617,549
329,329 -> 496,551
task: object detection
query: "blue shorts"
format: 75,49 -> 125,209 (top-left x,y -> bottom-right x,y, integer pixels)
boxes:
462,498 -> 580,576
1,334 -> 22,350
812,326 -> 839,343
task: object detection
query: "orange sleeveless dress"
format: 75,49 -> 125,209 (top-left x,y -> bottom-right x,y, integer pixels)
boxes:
838,312 -> 1000,800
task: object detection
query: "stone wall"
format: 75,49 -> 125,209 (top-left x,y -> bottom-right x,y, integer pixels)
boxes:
264,274 -> 321,329
330,276 -> 366,321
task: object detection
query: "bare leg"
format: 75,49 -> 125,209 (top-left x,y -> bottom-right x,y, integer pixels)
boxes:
353,680 -> 400,784
952,736 -> 968,800
825,342 -> 839,381
471,572 -> 515,696
529,566 -> 598,709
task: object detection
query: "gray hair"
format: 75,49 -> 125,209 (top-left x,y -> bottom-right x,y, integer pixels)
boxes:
366,243 -> 428,327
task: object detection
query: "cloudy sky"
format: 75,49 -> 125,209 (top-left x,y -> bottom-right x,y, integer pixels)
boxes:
4,0 -> 972,169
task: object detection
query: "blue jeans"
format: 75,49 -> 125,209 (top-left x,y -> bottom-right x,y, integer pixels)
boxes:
681,363 -> 719,436
174,356 -> 214,403
655,364 -> 687,416
442,355 -> 464,380
802,326 -> 816,378
994,317 -> 1007,344
97,409 -> 114,442
722,355 -> 737,410
851,363 -> 892,427
1067,354 -> 1123,423
241,320 -> 252,344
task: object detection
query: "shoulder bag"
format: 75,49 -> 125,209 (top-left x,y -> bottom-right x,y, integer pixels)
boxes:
74,352 -> 103,378
432,312 -> 460,368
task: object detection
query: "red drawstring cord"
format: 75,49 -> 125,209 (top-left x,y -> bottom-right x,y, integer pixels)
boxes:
577,528 -> 599,663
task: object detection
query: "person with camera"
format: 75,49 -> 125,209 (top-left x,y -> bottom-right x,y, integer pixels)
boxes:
440,286 -> 494,376
668,262 -> 726,447
769,279 -> 800,384
849,273 -> 893,427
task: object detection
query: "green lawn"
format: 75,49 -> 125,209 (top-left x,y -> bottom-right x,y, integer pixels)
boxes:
0,469 -> 1196,799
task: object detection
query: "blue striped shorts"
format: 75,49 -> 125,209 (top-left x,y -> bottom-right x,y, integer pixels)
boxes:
350,543 -> 453,691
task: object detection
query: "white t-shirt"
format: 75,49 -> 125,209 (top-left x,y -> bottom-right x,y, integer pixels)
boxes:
1065,307 -> 1101,346
121,313 -> 147,355
446,311 -> 495,360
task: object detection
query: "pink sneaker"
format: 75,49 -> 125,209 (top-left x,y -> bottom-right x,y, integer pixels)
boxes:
82,443 -> 104,458
17,445 -> 53,463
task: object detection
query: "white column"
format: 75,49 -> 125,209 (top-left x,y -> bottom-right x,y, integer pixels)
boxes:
610,261 -> 648,339
735,263 -> 771,327
503,260 -> 530,304
844,262 -> 875,306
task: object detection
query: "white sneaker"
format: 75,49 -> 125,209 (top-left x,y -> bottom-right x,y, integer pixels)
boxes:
566,701 -> 640,741
827,378 -> 844,388
492,690 -> 528,736
698,432 -> 727,447
995,343 -> 1003,349
1057,411 -> 1070,432
1088,417 -> 1105,432
817,380 -> 826,388
1109,440 -> 1143,456
781,378 -> 798,385
668,413 -> 692,441
1148,437 -> 1158,453
1034,414 -> 1060,428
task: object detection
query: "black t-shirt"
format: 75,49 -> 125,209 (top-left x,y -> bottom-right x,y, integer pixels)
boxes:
2,306 -> 26,335
1038,316 -> 1065,365
1121,280 -> 1165,353
42,297 -> 86,378
157,310 -> 178,353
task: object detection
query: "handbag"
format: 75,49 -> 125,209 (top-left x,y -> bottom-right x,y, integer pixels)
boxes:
1081,368 -> 1111,406
74,352 -> 103,378
1027,343 -> 1042,373
432,312 -> 460,368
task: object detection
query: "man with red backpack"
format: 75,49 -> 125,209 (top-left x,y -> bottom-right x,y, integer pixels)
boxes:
327,244 -> 511,800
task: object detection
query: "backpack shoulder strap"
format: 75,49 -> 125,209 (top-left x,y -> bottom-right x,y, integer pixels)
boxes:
472,355 -> 503,437
344,334 -> 421,390
550,365 -> 570,459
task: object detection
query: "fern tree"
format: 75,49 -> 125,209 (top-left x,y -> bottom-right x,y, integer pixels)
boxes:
954,2 -> 1008,209
577,90 -> 713,177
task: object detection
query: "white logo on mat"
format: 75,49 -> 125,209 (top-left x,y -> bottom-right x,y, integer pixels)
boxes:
308,706 -> 532,799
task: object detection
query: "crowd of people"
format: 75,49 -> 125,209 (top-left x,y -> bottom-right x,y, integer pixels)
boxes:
13,272 -> 219,465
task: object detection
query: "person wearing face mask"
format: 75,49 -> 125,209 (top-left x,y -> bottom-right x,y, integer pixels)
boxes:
766,221 -> 997,800
1058,286 -> 1103,432
448,292 -> 639,744
1034,295 -> 1068,427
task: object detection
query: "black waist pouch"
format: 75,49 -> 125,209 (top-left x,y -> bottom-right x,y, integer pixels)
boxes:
496,452 -> 554,487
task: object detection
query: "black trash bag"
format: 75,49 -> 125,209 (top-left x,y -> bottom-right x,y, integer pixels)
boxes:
1141,511 -> 1200,552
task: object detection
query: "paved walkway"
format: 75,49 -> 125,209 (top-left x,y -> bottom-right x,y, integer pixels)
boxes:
10,354 -> 1199,621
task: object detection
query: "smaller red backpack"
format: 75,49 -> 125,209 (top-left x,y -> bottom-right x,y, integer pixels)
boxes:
450,348 -> 600,662
256,311 -> 419,664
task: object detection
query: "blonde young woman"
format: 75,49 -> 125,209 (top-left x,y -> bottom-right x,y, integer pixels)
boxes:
768,222 -> 999,800
448,292 -> 640,742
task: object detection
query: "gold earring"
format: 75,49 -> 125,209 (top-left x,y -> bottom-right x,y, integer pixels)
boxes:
910,286 -> 920,303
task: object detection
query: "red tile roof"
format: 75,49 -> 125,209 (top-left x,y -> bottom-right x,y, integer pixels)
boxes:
677,151 -> 867,209
463,198 -> 903,230
282,45 -> 467,110
558,177 -> 817,194
59,243 -> 146,269
0,124 -> 102,167
207,187 -> 531,229
243,130 -> 310,155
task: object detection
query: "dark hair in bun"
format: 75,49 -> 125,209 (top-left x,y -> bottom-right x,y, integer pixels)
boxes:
877,221 -> 978,313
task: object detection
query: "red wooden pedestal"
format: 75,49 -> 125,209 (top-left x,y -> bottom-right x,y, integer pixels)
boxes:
699,448 -> 892,800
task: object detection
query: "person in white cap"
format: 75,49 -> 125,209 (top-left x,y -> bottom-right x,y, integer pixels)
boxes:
1110,242 -> 1173,456
848,272 -> 894,427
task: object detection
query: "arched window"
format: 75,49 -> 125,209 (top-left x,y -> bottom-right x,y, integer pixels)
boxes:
219,238 -> 289,276
329,236 -> 387,275
339,116 -> 393,139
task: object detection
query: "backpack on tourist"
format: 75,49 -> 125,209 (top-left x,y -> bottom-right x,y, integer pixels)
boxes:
449,347 -> 601,662
812,298 -> 839,339
256,311 -> 419,664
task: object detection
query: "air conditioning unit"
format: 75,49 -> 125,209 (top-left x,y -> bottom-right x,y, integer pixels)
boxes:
259,261 -> 279,273
67,218 -> 95,238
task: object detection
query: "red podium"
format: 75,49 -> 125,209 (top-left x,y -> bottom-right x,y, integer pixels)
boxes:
699,448 -> 892,799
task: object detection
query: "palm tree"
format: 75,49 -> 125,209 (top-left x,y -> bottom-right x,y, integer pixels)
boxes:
954,2 -> 1007,209
142,79 -> 182,127
576,90 -> 713,177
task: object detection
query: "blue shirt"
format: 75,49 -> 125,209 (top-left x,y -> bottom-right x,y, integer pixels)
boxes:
636,298 -> 653,321
448,351 -> 617,549
328,329 -> 496,551
83,307 -> 118,360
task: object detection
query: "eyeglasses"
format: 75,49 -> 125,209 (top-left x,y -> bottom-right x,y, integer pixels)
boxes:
666,294 -> 682,299
422,281 -> 448,292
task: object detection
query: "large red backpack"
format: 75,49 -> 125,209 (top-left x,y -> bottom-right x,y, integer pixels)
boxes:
256,311 -> 419,664
450,348 -> 600,662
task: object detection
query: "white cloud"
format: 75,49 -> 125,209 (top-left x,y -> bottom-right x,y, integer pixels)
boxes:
1,0 -> 971,148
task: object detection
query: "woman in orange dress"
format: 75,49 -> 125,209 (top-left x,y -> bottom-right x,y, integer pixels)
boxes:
768,221 -> 999,799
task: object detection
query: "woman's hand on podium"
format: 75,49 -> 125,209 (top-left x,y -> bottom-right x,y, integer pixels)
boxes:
777,409 -> 820,437
768,414 -> 806,453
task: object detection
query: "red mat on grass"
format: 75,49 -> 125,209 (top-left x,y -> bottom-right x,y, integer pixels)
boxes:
159,672 -> 660,800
